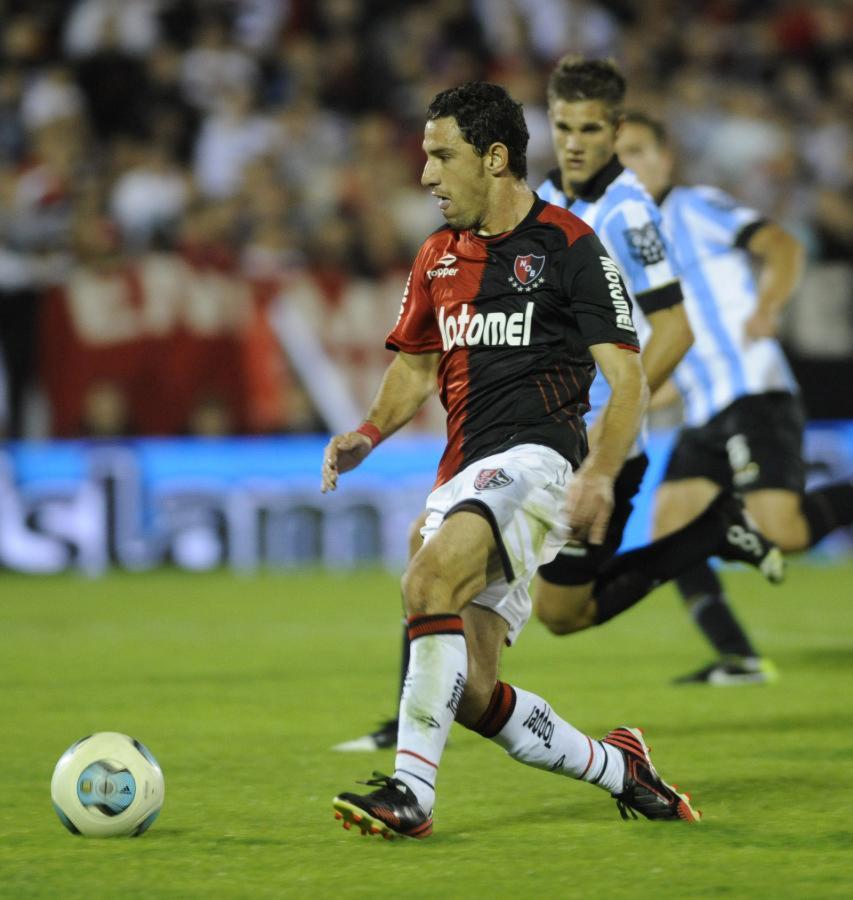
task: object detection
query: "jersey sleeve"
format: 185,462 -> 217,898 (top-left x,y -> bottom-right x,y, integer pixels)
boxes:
692,185 -> 767,248
599,198 -> 683,315
385,246 -> 442,353
561,231 -> 641,352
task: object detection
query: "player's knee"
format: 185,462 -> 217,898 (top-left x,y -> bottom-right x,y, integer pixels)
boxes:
533,586 -> 595,635
401,551 -> 451,617
536,604 -> 592,635
748,510 -> 809,553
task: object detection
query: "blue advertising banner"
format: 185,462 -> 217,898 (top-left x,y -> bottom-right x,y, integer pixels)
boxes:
1,424 -> 851,575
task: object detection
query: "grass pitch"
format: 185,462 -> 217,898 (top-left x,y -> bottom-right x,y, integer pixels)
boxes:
1,562 -> 852,899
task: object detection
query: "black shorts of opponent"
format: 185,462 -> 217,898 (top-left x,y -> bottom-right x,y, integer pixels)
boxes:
537,452 -> 649,587
662,390 -> 806,494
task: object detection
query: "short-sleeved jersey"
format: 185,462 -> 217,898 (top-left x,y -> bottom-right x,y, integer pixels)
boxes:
659,185 -> 798,427
538,157 -> 683,430
387,194 -> 639,487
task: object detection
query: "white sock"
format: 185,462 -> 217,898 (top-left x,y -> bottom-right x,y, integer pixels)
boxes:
393,615 -> 467,813
486,684 -> 625,794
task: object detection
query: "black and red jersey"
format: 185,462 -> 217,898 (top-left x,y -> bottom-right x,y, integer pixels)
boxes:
386,194 -> 640,487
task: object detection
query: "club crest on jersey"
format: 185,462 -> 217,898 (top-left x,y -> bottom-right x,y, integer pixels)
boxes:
509,254 -> 546,292
474,468 -> 514,491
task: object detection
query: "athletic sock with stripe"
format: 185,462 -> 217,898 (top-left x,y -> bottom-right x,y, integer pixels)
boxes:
471,682 -> 625,794
392,614 -> 467,814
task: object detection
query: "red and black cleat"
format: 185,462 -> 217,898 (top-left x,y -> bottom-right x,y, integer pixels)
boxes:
333,772 -> 433,840
603,727 -> 701,822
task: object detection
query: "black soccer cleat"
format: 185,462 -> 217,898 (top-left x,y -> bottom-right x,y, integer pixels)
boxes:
331,719 -> 398,753
673,655 -> 778,686
714,492 -> 785,584
333,772 -> 433,840
602,727 -> 701,823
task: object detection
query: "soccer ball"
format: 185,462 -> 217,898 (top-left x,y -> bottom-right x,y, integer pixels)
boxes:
50,732 -> 165,837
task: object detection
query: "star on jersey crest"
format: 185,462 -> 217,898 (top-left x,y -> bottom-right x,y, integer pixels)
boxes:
507,274 -> 545,293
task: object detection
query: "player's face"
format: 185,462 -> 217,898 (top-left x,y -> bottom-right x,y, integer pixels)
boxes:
616,122 -> 673,201
548,98 -> 618,193
421,117 -> 489,230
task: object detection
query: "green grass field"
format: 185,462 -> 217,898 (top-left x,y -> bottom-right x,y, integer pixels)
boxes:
2,562 -> 852,898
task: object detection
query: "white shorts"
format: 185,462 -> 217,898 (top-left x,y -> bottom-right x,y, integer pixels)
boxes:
420,443 -> 573,644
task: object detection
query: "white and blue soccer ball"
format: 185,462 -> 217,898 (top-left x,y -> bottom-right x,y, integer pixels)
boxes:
51,732 -> 165,837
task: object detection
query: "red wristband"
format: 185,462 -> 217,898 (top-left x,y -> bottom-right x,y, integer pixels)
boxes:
356,422 -> 382,448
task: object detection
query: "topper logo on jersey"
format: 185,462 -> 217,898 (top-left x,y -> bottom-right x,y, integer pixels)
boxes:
509,253 -> 546,293
599,256 -> 636,333
438,302 -> 534,350
427,253 -> 459,279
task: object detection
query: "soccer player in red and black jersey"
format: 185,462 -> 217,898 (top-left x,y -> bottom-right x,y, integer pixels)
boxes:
322,82 -> 700,838
334,60 -> 781,756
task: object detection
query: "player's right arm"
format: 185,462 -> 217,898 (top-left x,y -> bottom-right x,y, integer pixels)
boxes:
322,245 -> 442,494
742,221 -> 804,340
321,350 -> 439,493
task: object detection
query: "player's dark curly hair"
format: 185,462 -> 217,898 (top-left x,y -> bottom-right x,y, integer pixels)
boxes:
547,57 -> 626,121
623,110 -> 669,146
427,82 -> 529,180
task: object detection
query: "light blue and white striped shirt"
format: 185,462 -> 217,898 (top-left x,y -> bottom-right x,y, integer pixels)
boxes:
659,185 -> 798,427
538,158 -> 683,443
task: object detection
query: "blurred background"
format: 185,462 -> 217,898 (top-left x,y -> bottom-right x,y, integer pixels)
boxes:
0,0 -> 851,573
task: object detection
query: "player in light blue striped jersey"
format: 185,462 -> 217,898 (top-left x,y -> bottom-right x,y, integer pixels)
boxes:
531,58 -> 782,649
614,112 -> 853,684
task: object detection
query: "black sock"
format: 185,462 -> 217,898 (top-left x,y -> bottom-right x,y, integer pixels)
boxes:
594,492 -> 733,624
676,562 -> 757,658
675,560 -> 721,599
802,481 -> 853,547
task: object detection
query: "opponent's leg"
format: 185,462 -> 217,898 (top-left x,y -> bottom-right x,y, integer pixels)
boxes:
592,489 -> 784,625
747,484 -> 853,552
535,483 -> 781,635
534,580 -> 596,635
801,481 -> 853,547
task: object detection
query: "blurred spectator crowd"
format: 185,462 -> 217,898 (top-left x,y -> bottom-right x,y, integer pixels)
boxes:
0,0 -> 851,439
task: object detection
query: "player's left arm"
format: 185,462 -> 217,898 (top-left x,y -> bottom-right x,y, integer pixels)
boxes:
741,221 -> 805,340
636,300 -> 692,395
561,231 -> 649,544
569,343 -> 648,545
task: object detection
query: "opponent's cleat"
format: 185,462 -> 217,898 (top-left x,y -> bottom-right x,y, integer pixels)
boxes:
333,772 -> 433,840
674,655 -> 778,686
714,493 -> 785,584
331,719 -> 398,752
602,726 -> 701,822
